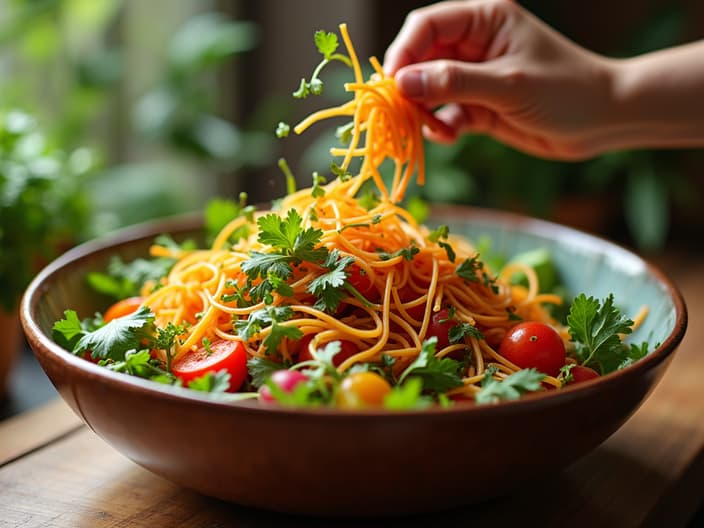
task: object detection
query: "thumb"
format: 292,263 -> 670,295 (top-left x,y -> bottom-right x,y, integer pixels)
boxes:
395,60 -> 514,109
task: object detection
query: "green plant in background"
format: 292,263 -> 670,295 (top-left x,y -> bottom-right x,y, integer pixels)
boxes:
0,110 -> 95,312
0,0 -> 272,237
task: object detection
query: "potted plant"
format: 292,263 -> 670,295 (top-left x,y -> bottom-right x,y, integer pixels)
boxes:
0,110 -> 93,396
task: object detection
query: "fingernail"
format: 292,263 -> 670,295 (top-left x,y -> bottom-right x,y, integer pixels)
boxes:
398,70 -> 426,98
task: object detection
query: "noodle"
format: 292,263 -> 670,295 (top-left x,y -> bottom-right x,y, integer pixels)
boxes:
141,23 -> 565,396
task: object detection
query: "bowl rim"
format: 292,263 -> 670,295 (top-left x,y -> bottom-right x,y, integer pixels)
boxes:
20,205 -> 688,420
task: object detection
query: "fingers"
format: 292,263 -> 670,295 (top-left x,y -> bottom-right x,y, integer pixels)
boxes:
395,59 -> 516,110
384,0 -> 513,75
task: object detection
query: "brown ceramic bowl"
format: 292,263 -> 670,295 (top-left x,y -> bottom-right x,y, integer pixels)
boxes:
20,206 -> 687,516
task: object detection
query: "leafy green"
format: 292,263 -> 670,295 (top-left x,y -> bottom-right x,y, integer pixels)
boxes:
448,322 -> 484,344
456,256 -> 498,294
75,306 -> 155,361
187,369 -> 231,393
475,367 -> 545,404
383,377 -> 434,410
311,171 -> 326,198
291,29 -> 351,99
306,250 -> 355,313
378,245 -> 420,261
567,294 -> 644,374
247,356 -> 283,389
234,305 -> 303,355
105,349 -> 175,383
52,310 -> 91,352
397,338 -> 464,393
427,225 -> 456,262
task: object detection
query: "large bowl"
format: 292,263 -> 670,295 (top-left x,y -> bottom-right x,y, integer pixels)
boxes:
20,206 -> 687,516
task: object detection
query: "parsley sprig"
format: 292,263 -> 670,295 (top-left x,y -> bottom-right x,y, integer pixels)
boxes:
293,30 -> 352,98
566,294 -> 650,374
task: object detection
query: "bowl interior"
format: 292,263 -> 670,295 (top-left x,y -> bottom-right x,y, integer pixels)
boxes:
434,208 -> 676,349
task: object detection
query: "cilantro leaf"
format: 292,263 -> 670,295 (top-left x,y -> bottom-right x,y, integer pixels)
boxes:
306,250 -> 355,313
567,294 -> 635,374
475,368 -> 545,404
383,377 -> 434,410
397,338 -> 464,393
235,305 -> 303,355
456,256 -> 481,282
52,310 -> 88,351
292,78 -> 310,99
314,30 -> 339,59
187,369 -> 231,393
448,322 -> 484,344
241,252 -> 295,281
73,306 -> 155,361
311,171 -> 326,198
378,245 -> 419,261
247,356 -> 284,389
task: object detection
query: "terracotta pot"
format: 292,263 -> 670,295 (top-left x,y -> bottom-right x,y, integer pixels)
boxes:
0,309 -> 21,397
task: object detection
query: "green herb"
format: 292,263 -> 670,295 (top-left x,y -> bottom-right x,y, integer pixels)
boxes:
475,367 -> 545,404
278,158 -> 297,195
456,256 -> 499,294
53,306 -> 155,362
567,294 -> 645,374
247,356 -> 284,389
275,121 -> 290,138
235,305 -> 303,355
187,369 -> 231,393
383,378 -> 433,410
557,363 -> 576,386
292,30 -> 352,99
105,349 -> 175,383
331,161 -> 352,181
397,338 -> 464,393
378,245 -> 420,261
311,171 -> 326,198
448,322 -> 484,344
306,250 -> 356,313
335,121 -> 354,144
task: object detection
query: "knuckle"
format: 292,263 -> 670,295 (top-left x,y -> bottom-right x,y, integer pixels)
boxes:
432,61 -> 468,95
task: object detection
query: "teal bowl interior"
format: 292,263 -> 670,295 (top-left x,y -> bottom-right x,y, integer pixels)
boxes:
432,207 -> 675,349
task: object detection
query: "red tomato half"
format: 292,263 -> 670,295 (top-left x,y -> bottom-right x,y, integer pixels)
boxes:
103,296 -> 144,322
172,339 -> 247,392
499,322 -> 566,377
569,365 -> 600,384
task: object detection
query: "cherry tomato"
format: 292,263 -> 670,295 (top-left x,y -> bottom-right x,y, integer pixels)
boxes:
398,286 -> 426,321
172,339 -> 247,392
569,365 -> 600,384
103,296 -> 144,322
297,336 -> 358,367
336,372 -> 392,408
426,308 -> 458,350
259,370 -> 308,403
499,322 -> 566,377
347,263 -> 379,303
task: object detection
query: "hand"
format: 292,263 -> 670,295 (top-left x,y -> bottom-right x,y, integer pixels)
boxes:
384,0 -> 619,160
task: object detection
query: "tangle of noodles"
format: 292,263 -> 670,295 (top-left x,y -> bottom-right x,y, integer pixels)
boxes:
142,24 -> 570,396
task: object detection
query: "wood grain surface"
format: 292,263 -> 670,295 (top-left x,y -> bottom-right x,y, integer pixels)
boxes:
0,254 -> 702,528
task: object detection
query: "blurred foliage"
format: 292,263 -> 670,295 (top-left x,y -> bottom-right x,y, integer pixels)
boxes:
0,0 -> 272,310
0,110 -> 95,311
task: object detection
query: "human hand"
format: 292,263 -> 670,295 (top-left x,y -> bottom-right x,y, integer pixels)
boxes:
384,0 -> 620,160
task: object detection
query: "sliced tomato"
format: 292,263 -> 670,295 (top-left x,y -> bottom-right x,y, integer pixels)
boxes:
172,339 -> 247,392
103,296 -> 144,322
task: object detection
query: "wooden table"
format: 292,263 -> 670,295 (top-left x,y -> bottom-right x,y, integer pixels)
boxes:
1,255 -> 703,528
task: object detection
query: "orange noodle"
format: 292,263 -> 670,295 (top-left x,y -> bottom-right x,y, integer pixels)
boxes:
142,24 -> 566,395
